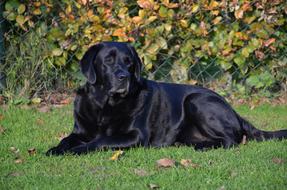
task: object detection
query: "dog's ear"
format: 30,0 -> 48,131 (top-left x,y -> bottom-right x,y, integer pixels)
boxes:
80,43 -> 104,84
127,44 -> 142,82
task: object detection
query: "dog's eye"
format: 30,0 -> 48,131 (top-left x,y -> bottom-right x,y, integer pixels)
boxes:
124,57 -> 131,66
105,57 -> 113,64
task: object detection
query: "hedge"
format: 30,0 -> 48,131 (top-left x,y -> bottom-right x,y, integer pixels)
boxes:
1,0 -> 287,99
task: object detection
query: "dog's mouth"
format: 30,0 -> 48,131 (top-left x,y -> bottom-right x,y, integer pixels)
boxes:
108,83 -> 130,98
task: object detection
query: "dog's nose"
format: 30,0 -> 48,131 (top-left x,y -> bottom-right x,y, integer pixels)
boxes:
117,71 -> 130,81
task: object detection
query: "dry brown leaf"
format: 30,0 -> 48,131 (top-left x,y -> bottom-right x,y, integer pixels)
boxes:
180,159 -> 199,168
0,125 -> 5,134
37,106 -> 51,113
28,148 -> 36,156
255,50 -> 265,60
36,118 -> 45,126
180,159 -> 192,167
272,157 -> 284,164
264,38 -> 276,47
14,158 -> 23,164
148,183 -> 160,189
156,158 -> 175,168
134,168 -> 149,176
10,147 -> 20,154
0,114 -> 4,121
58,132 -> 68,141
109,150 -> 124,161
8,172 -> 23,177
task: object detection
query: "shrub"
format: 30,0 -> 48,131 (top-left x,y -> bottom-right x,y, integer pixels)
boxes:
2,0 -> 287,98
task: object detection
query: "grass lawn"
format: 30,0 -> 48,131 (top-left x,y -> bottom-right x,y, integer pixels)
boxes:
0,104 -> 286,190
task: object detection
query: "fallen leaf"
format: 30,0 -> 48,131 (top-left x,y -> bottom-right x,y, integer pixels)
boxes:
180,159 -> 199,168
241,135 -> 247,145
218,185 -> 225,190
180,159 -> 192,167
31,97 -> 42,104
0,114 -> 4,121
156,158 -> 175,168
28,148 -> 36,156
134,168 -> 149,176
37,106 -> 51,113
0,125 -> 5,134
148,183 -> 160,189
272,157 -> 284,164
10,147 -> 20,154
7,172 -> 23,177
230,170 -> 238,178
14,158 -> 23,164
109,150 -> 124,161
36,118 -> 45,126
58,132 -> 68,141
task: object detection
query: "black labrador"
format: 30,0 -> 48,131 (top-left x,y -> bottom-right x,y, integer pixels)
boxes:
46,42 -> 287,155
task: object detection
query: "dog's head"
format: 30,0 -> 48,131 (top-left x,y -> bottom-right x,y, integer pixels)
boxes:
80,42 -> 142,105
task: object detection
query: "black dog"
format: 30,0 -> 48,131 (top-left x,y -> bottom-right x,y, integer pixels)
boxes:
46,42 -> 287,155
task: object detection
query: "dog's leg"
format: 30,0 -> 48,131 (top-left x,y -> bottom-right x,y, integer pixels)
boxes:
69,130 -> 140,155
46,133 -> 85,156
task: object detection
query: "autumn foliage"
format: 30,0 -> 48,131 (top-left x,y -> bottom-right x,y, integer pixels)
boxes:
2,0 -> 287,97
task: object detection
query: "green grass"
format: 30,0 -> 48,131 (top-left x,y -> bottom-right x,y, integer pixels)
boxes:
0,104 -> 286,190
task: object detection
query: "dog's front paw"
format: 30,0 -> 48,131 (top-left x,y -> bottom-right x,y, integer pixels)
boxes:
46,147 -> 65,156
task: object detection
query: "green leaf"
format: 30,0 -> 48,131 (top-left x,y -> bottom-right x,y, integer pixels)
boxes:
17,4 -> 26,14
5,0 -> 20,11
234,55 -> 246,67
159,6 -> 168,18
52,48 -> 63,56
218,59 -> 232,70
16,15 -> 25,25
241,48 -> 250,58
3,11 -> 16,21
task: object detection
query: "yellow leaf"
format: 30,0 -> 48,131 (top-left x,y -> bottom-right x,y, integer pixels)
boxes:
209,0 -> 219,10
16,15 -> 25,25
235,9 -> 244,19
112,28 -> 126,37
79,0 -> 87,5
139,9 -> 146,18
132,16 -> 142,24
162,0 -> 178,8
191,4 -> 199,13
211,10 -> 219,16
52,48 -> 63,56
164,24 -> 172,32
33,8 -> 42,15
66,5 -> 72,14
109,150 -> 124,161
146,15 -> 157,24
180,19 -> 188,28
31,98 -> 41,104
212,16 -> 222,25
33,2 -> 41,7
137,0 -> 155,9
17,4 -> 26,14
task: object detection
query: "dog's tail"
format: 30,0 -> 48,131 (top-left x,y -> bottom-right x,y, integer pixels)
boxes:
239,116 -> 287,141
